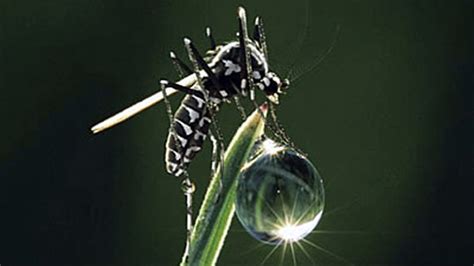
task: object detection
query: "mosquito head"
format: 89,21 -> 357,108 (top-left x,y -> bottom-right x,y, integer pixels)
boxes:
280,78 -> 290,93
261,72 -> 289,104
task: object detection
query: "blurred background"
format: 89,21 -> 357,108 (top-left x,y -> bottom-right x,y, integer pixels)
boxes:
1,0 -> 473,264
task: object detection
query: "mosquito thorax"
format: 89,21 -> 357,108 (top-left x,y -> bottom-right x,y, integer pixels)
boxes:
214,42 -> 286,105
205,40 -> 288,103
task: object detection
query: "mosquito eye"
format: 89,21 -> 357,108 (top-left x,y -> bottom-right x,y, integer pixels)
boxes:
265,81 -> 278,95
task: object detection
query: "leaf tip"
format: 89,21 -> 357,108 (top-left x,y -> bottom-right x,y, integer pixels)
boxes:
259,102 -> 268,114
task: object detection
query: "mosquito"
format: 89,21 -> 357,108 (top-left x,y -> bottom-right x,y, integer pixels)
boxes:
91,7 -> 289,178
91,7 -> 291,259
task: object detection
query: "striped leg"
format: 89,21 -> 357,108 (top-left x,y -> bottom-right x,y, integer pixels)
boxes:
160,79 -> 202,97
205,27 -> 216,50
184,38 -> 222,91
181,176 -> 195,263
161,81 -> 195,262
209,129 -> 224,199
253,16 -> 268,61
238,7 -> 270,129
209,131 -> 219,176
209,130 -> 225,183
233,95 -> 247,120
268,101 -> 299,152
237,7 -> 254,100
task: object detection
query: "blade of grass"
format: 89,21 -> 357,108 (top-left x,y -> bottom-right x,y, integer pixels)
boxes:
181,104 -> 268,266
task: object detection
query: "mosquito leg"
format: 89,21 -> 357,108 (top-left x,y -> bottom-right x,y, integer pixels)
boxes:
210,128 -> 226,185
160,80 -> 177,132
170,51 -> 193,77
253,16 -> 268,61
205,118 -> 225,209
184,38 -> 222,91
238,7 -> 267,131
209,131 -> 219,176
161,81 -> 195,262
218,140 -> 225,194
237,9 -> 270,135
160,81 -> 194,174
252,17 -> 260,44
180,174 -> 195,263
209,130 -> 224,205
233,95 -> 247,120
255,99 -> 286,146
160,79 -> 203,97
268,102 -> 305,154
268,101 -> 289,143
237,7 -> 254,99
205,27 -> 216,50
208,108 -> 226,179
239,7 -> 271,133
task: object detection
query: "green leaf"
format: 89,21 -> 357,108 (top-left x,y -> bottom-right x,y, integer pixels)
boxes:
181,104 -> 268,266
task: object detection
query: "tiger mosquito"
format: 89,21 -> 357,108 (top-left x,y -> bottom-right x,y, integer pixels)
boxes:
91,6 -> 290,258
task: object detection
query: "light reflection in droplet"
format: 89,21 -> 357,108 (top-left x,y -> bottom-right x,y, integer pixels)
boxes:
274,212 -> 323,243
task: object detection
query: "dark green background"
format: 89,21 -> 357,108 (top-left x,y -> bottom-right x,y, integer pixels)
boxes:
1,0 -> 472,265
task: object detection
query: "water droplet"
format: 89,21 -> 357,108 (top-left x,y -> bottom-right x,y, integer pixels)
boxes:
235,139 -> 325,245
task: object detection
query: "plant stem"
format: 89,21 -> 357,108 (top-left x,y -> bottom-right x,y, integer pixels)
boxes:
180,104 -> 267,266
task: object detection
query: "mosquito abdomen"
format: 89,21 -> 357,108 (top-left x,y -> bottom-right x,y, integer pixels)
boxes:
165,94 -> 213,177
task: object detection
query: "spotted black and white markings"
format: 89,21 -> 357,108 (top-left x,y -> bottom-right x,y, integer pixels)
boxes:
163,8 -> 288,177
165,93 -> 213,177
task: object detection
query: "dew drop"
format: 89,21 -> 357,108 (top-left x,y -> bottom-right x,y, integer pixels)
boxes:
235,139 -> 325,245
